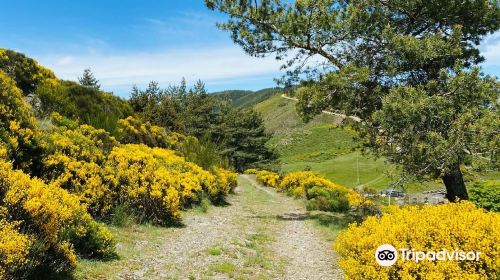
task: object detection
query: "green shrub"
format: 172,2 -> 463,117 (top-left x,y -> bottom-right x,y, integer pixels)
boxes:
469,180 -> 500,212
181,134 -> 228,171
62,220 -> 116,260
35,80 -> 133,134
306,186 -> 350,212
109,204 -> 135,227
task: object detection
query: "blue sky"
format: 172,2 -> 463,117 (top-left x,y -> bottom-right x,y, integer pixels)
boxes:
1,0 -> 499,97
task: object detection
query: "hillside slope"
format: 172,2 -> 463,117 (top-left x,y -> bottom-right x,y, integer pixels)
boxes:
212,88 -> 277,108
255,95 -> 440,192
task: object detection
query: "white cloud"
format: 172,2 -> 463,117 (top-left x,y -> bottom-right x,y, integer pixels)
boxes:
480,31 -> 500,66
37,46 -> 283,93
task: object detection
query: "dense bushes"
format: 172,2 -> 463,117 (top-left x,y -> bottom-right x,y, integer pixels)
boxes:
0,160 -> 115,278
469,180 -> 500,212
43,119 -> 237,225
1,49 -> 132,135
0,218 -> 31,279
42,119 -> 119,217
0,48 -> 58,95
0,73 -> 237,277
335,202 -> 500,279
0,49 -> 242,278
212,167 -> 238,201
105,145 -> 237,224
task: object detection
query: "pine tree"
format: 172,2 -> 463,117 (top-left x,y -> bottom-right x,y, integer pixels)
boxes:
78,68 -> 100,90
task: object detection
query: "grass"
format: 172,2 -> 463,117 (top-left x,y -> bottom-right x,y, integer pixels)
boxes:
255,95 -> 443,193
74,224 -> 171,279
208,261 -> 237,274
205,246 -> 223,256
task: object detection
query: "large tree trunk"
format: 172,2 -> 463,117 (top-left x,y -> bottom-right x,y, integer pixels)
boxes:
442,165 -> 468,202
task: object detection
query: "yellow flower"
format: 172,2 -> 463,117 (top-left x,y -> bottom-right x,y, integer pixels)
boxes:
335,201 -> 500,279
256,170 -> 281,188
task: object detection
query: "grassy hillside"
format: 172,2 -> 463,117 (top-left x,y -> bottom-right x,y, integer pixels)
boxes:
255,95 -> 441,193
212,88 -> 277,108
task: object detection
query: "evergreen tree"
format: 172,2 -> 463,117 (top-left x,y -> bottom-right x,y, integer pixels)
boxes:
78,68 -> 101,90
219,108 -> 277,171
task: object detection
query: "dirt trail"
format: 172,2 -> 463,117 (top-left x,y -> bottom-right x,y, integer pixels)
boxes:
82,175 -> 343,280
243,175 -> 343,280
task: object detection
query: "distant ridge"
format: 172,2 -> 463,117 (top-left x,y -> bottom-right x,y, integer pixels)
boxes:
211,87 -> 279,108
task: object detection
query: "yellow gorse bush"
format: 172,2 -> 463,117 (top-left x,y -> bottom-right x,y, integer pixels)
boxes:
278,171 -> 372,209
256,170 -> 281,188
0,160 -> 115,276
213,167 -> 238,199
105,144 -> 236,224
42,116 -> 237,225
43,122 -> 119,216
0,71 -> 42,172
335,201 -> 500,280
117,116 -> 185,149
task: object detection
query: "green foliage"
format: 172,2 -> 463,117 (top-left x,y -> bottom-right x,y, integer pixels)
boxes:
62,220 -> 116,260
109,204 -> 135,227
130,80 -> 276,170
36,80 -> 133,134
0,49 -> 132,135
218,108 -> 277,171
78,68 -> 101,90
469,180 -> 500,212
129,81 -> 185,132
181,134 -> 228,171
306,186 -> 350,212
370,69 -> 499,181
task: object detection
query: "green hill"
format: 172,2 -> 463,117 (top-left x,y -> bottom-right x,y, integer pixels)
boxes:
254,95 -> 441,193
212,88 -> 277,108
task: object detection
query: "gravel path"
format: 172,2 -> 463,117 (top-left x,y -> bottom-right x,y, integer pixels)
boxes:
81,175 -> 343,280
243,175 -> 343,280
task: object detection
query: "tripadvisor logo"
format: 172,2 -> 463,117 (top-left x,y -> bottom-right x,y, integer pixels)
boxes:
375,244 -> 481,266
375,244 -> 398,266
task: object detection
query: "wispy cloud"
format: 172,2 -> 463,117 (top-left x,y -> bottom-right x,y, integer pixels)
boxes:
481,32 -> 500,67
33,30 -> 500,97
37,45 -> 283,95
